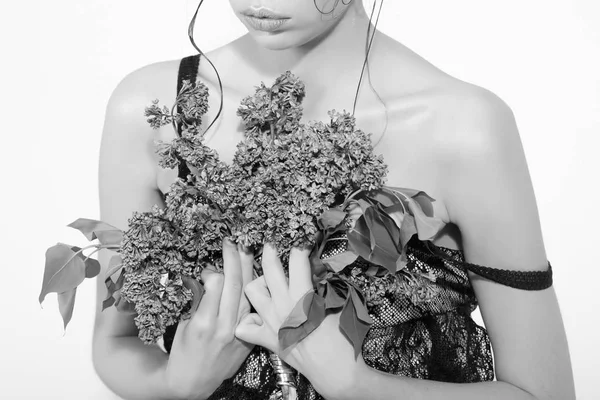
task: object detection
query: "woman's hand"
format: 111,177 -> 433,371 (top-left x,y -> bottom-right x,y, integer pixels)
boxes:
164,240 -> 255,400
235,244 -> 363,400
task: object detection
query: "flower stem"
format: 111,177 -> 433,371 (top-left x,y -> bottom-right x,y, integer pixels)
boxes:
63,243 -> 117,268
382,187 -> 410,214
345,188 -> 364,204
83,246 -> 103,262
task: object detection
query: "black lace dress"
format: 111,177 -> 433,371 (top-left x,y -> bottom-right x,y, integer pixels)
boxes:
162,55 -> 554,400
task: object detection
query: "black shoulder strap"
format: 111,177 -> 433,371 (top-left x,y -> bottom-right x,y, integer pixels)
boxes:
175,54 -> 201,180
178,54 -> 201,91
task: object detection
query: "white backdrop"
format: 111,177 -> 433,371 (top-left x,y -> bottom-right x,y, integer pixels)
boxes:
2,0 -> 598,399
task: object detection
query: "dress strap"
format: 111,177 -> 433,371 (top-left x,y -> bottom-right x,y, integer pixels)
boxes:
175,54 -> 201,180
421,240 -> 553,290
461,260 -> 553,290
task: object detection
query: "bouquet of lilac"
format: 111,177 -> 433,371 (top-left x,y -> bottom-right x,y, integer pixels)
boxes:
40,71 -> 445,396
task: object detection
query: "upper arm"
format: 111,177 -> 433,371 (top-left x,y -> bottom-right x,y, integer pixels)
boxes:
94,61 -> 176,341
440,86 -> 575,400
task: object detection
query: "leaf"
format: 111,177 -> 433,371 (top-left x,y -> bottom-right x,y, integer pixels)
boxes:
310,255 -> 328,282
102,294 -> 115,310
339,287 -> 373,358
399,213 -> 417,249
57,287 -> 77,331
373,203 -> 401,248
365,189 -> 397,207
181,276 -> 205,317
410,192 -> 436,218
67,218 -> 121,241
108,270 -> 136,314
346,216 -> 373,260
364,265 -> 384,277
361,208 -> 401,274
278,290 -> 326,352
385,186 -> 439,218
102,268 -> 126,311
69,245 -> 101,278
84,258 -> 101,278
348,215 -> 399,273
39,243 -> 87,304
322,251 -> 358,273
406,198 -> 445,240
356,198 -> 373,213
382,203 -> 405,231
105,254 -> 123,279
349,286 -> 373,325
384,186 -> 435,202
94,230 -> 124,247
114,291 -> 137,314
317,208 -> 346,231
396,247 -> 409,272
320,280 -> 348,310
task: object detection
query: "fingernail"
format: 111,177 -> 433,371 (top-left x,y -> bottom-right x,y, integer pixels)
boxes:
263,242 -> 276,252
297,244 -> 314,252
224,238 -> 237,249
205,263 -> 219,273
237,243 -> 252,254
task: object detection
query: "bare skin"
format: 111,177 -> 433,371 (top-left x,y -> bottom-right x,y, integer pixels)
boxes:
94,1 -> 575,399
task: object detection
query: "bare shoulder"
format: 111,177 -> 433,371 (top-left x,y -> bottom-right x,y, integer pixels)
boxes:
101,57 -> 184,160
106,58 -> 181,122
100,58 -> 183,193
424,77 -> 526,198
380,40 -> 519,167
374,34 -> 516,153
430,79 -> 517,153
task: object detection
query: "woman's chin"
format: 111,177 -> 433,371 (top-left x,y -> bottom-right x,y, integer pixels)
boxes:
247,32 -> 303,51
245,26 -> 328,51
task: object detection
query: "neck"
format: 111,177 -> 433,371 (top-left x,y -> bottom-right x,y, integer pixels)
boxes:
234,5 -> 375,85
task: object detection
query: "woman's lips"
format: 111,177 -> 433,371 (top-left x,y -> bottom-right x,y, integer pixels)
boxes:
243,15 -> 289,32
241,8 -> 290,32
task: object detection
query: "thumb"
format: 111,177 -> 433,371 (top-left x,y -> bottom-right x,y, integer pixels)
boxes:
235,313 -> 271,348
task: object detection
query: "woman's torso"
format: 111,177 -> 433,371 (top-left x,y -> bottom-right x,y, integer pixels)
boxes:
141,32 -> 555,399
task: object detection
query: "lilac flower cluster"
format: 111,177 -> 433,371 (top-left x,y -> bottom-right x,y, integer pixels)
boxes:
230,109 -> 388,250
119,195 -> 228,343
230,72 -> 387,250
122,72 -> 387,344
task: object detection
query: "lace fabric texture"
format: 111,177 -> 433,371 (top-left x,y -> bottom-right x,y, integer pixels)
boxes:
347,237 -> 495,383
165,235 -> 500,400
163,54 -> 553,400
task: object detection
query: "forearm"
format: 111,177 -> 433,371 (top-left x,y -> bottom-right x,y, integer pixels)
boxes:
341,365 -> 537,400
92,335 -> 181,400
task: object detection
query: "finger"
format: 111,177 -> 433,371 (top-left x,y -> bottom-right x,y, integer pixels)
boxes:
288,247 -> 314,301
261,243 -> 289,301
173,314 -> 190,338
237,246 -> 255,316
244,276 -> 272,317
238,245 -> 255,286
234,313 -> 264,345
235,313 -> 277,351
194,269 -> 223,323
219,239 -> 244,330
